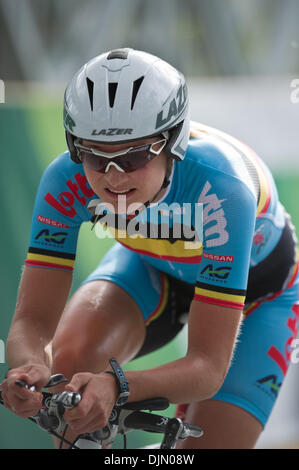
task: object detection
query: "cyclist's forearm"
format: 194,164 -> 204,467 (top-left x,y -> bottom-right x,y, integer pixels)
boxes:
6,317 -> 52,369
126,354 -> 222,405
6,267 -> 73,370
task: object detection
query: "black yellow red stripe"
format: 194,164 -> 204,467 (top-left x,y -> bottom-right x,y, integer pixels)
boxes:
116,236 -> 203,264
287,259 -> 299,288
194,282 -> 246,310
243,300 -> 262,317
145,274 -> 169,326
244,143 -> 271,217
244,260 -> 299,318
25,247 -> 75,271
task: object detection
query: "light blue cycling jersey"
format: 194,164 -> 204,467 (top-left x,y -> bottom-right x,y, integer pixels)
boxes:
25,122 -> 298,310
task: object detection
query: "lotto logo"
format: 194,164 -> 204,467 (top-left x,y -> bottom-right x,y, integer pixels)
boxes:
45,172 -> 94,218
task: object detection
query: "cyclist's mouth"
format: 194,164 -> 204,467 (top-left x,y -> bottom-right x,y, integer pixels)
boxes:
105,187 -> 137,199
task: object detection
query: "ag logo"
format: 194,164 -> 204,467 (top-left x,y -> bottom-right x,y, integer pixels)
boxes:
35,229 -> 68,245
200,264 -> 231,280
255,375 -> 281,398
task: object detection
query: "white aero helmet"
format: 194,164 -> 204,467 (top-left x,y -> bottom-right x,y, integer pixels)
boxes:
63,48 -> 190,164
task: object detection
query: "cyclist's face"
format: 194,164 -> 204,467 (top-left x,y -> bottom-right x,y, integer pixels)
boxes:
82,137 -> 169,212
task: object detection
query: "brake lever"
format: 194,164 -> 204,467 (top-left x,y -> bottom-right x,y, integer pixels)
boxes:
55,391 -> 81,409
15,380 -> 36,391
14,374 -> 68,392
160,418 -> 184,449
45,374 -> 69,388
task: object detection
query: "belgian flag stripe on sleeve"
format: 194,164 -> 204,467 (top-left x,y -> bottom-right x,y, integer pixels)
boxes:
194,282 -> 246,309
25,247 -> 75,271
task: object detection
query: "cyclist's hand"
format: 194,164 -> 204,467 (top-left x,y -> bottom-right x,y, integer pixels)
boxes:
64,372 -> 119,434
0,364 -> 51,418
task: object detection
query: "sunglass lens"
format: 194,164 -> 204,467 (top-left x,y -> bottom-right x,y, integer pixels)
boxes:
117,151 -> 151,172
81,151 -> 107,172
80,146 -> 159,173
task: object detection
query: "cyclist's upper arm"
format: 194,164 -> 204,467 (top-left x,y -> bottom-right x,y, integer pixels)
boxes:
187,299 -> 243,389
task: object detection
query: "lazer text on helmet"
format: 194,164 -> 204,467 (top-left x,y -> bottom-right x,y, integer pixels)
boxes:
91,128 -> 133,137
155,83 -> 187,129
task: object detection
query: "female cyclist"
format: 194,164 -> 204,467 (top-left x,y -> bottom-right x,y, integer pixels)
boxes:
1,48 -> 298,449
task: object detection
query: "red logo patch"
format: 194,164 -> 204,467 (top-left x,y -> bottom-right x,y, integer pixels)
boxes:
203,253 -> 234,262
37,215 -> 69,229
45,172 -> 94,218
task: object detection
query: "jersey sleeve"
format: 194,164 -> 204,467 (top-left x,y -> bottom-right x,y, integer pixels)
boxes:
194,176 -> 256,310
25,153 -> 94,272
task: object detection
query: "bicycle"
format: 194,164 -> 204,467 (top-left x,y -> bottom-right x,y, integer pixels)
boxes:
0,373 -> 203,449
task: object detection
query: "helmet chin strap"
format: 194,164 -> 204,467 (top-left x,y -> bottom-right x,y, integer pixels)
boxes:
143,175 -> 170,208
142,134 -> 172,208
143,154 -> 173,208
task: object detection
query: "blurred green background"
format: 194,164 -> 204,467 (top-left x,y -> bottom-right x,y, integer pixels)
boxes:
0,0 -> 299,449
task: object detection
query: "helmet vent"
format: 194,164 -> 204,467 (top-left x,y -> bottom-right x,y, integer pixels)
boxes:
86,77 -> 94,111
108,82 -> 118,108
131,76 -> 144,110
107,49 -> 129,60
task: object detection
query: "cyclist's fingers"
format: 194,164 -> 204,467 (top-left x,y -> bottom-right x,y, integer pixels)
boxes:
2,383 -> 43,413
65,372 -> 91,393
2,394 -> 41,418
65,391 -> 106,425
1,380 -> 27,401
66,403 -> 108,434
64,393 -> 94,423
10,405 -> 41,418
24,369 -> 50,391
11,371 -> 46,392
5,366 -> 50,392
8,383 -> 42,402
6,387 -> 42,405
75,414 -> 108,434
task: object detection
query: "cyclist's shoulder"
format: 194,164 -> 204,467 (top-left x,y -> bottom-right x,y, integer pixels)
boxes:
181,122 -> 253,190
43,150 -> 77,175
186,121 -> 252,175
183,121 -> 270,202
39,149 -> 88,190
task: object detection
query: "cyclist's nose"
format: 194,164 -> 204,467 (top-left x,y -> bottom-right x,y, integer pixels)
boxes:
104,164 -> 130,186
